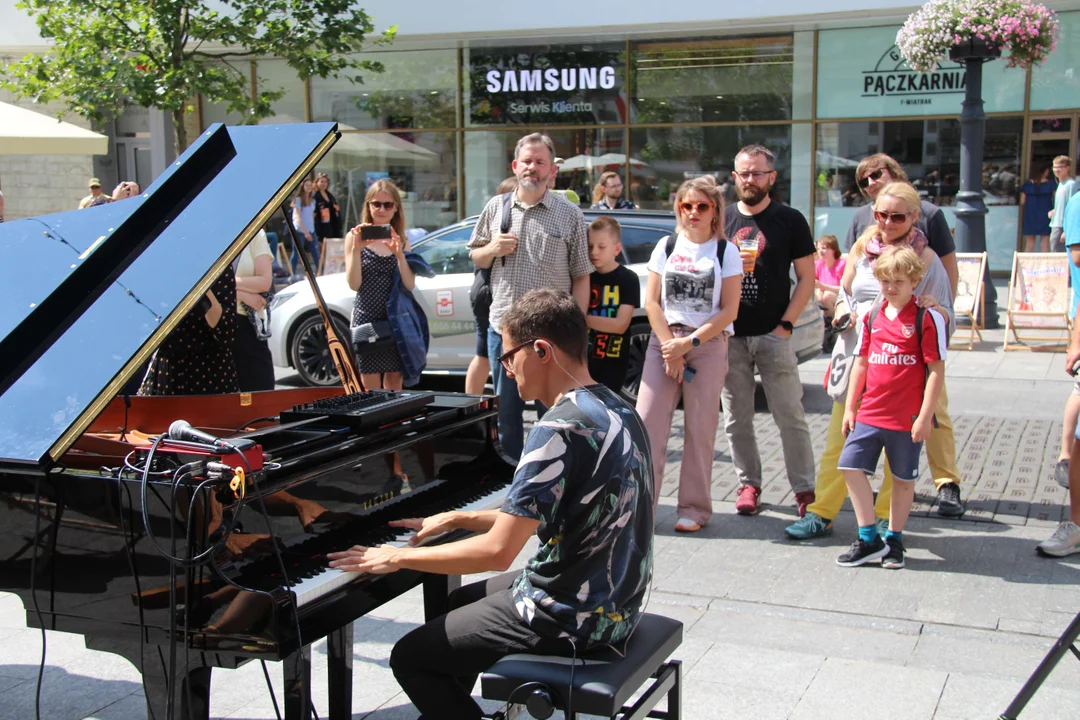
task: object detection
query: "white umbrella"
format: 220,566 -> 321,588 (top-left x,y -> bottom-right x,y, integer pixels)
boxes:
558,153 -> 648,171
0,101 -> 108,155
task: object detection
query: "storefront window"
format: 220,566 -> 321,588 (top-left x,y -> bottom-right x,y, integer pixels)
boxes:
814,117 -> 1023,271
631,36 -> 795,124
314,131 -> 459,231
310,50 -> 458,130
463,128 -> 626,214
465,43 -> 626,127
1031,11 -> 1080,111
628,125 -> 793,210
816,25 -> 1025,119
255,59 -> 307,124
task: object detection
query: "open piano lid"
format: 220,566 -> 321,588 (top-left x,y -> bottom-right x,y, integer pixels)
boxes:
0,122 -> 341,470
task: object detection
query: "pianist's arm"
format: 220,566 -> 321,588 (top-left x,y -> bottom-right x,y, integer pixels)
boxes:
328,512 -> 539,576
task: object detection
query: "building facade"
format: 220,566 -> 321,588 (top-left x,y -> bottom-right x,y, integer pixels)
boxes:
6,0 -> 1080,272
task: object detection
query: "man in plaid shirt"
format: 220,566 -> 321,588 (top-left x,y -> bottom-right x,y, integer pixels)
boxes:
468,133 -> 593,460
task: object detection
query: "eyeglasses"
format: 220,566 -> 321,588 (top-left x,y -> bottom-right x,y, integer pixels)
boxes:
498,339 -> 534,374
858,169 -> 885,189
679,202 -> 713,214
368,200 -> 396,211
733,170 -> 773,182
873,210 -> 911,224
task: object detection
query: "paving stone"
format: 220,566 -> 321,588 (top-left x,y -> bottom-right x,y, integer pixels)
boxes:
932,672 -> 1080,720
788,657 -> 946,719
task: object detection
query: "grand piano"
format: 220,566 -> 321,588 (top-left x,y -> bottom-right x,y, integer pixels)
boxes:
0,122 -> 514,719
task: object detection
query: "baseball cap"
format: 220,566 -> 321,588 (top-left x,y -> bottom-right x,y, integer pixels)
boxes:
88,178 -> 101,188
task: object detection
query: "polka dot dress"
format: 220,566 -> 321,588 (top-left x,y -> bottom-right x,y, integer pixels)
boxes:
139,268 -> 240,395
352,248 -> 403,375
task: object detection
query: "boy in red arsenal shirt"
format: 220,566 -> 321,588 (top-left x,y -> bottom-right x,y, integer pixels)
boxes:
837,246 -> 946,569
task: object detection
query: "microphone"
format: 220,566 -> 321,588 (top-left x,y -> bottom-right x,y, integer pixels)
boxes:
167,420 -> 235,449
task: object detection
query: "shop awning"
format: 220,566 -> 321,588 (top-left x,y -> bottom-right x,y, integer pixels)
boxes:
559,153 -> 648,171
0,101 -> 109,156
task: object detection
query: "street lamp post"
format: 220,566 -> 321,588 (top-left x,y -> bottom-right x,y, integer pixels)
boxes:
951,37 -> 1002,329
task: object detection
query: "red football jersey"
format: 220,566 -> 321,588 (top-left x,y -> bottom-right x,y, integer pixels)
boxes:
854,299 -> 946,431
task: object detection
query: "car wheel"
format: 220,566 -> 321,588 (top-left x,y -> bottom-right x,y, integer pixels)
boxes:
290,313 -> 350,387
620,322 -> 651,404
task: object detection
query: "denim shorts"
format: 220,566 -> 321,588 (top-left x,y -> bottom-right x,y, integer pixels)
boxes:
838,421 -> 923,482
474,311 -> 490,358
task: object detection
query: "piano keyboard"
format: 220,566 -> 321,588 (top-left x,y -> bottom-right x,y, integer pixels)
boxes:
227,476 -> 511,607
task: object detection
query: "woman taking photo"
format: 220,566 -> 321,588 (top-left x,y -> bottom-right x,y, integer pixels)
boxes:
314,172 -> 342,243
785,181 -> 957,541
290,177 -> 320,272
636,177 -> 743,533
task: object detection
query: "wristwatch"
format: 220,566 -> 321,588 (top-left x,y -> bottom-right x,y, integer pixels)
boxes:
690,334 -> 701,348
778,320 -> 794,333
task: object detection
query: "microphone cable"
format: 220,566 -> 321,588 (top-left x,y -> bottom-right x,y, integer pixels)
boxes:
29,474 -> 47,720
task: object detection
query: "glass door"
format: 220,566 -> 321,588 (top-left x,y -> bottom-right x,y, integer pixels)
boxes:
1024,116 -> 1074,252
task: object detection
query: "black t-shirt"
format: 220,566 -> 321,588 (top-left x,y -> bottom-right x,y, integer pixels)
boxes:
724,202 -> 816,337
314,190 -> 341,239
587,265 -> 640,393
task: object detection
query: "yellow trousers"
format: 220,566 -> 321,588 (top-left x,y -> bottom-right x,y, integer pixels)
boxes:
807,383 -> 961,521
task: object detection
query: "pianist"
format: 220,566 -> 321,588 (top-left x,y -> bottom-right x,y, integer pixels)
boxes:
328,289 -> 654,719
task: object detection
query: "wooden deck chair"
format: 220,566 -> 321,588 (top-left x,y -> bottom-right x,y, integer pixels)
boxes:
276,241 -> 294,275
318,237 -> 346,276
949,252 -> 986,350
1004,252 -> 1072,351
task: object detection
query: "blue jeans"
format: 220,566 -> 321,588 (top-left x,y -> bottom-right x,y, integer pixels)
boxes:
487,328 -> 546,461
265,231 -> 282,272
290,233 -> 321,274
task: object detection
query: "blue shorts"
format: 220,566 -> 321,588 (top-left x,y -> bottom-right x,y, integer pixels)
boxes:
838,422 -> 923,482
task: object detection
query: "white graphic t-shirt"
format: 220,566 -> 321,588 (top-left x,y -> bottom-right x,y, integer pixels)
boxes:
647,233 -> 743,333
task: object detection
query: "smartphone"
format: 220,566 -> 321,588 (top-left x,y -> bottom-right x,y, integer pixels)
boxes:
1070,360 -> 1080,377
361,224 -> 392,241
682,366 -> 696,383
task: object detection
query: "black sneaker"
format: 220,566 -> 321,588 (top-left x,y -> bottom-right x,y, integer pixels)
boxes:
936,482 -> 965,517
882,538 -> 905,569
836,536 -> 888,567
1055,459 -> 1070,489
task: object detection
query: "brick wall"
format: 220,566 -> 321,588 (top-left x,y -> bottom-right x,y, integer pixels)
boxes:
0,89 -> 100,221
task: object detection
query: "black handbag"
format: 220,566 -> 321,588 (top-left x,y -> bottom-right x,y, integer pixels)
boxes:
469,192 -> 515,319
351,321 -> 395,356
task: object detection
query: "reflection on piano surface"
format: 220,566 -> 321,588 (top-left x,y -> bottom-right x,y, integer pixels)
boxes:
0,122 -> 513,720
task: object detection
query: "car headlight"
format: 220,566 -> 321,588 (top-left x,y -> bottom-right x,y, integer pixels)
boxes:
269,291 -> 297,311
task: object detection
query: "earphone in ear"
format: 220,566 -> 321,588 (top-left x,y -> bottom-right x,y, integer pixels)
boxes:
534,341 -> 548,359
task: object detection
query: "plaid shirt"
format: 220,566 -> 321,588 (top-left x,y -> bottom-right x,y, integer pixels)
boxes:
468,189 -> 592,332
590,198 -> 636,210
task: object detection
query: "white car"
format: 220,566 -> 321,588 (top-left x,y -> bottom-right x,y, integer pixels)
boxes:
268,211 -> 824,399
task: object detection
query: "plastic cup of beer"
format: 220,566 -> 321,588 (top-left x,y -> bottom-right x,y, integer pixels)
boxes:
739,238 -> 758,272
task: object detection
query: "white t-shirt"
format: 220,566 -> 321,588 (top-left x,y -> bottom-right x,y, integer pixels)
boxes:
647,233 -> 743,334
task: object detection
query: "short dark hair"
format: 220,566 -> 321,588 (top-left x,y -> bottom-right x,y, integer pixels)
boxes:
496,176 -> 518,194
736,144 -> 776,168
589,216 -> 622,241
500,289 -> 588,363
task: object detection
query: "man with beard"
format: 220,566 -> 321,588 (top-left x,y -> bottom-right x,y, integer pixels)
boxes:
468,133 -> 593,460
722,144 -> 818,517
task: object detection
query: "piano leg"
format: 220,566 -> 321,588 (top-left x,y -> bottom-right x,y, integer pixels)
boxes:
283,645 -> 312,720
326,623 -> 354,719
422,573 -> 461,622
141,665 -> 212,720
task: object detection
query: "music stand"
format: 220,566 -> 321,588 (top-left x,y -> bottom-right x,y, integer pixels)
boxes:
999,610 -> 1080,718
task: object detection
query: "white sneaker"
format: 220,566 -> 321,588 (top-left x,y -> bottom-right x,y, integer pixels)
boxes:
674,517 -> 702,533
1037,521 -> 1080,557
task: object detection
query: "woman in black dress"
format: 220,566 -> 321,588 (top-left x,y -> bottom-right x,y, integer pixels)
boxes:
313,172 -> 342,243
344,180 -> 415,481
140,268 -> 239,395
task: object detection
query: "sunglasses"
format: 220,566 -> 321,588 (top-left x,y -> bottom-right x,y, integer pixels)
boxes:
858,168 -> 885,189
873,210 -> 911,224
679,202 -> 713,214
498,340 -> 534,374
368,200 -> 397,211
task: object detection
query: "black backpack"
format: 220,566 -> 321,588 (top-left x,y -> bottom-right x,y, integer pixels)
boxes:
469,192 -> 515,319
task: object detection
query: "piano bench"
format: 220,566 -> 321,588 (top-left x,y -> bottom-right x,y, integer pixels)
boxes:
480,613 -> 683,720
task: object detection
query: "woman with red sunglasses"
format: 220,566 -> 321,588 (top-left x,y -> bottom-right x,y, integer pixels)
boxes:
636,177 -> 743,532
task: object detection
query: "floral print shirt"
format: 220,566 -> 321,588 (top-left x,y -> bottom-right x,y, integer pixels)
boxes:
501,385 -> 654,647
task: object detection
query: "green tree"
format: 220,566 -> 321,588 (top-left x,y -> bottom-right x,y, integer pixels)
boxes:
3,0 -> 396,152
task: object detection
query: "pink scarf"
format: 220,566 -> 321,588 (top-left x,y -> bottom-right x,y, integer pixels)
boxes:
865,227 -> 928,268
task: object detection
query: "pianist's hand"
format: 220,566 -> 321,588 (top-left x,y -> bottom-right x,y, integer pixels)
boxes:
390,513 -> 458,545
327,545 -> 401,574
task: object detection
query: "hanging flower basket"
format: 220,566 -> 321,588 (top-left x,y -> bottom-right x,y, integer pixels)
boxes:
896,0 -> 1058,73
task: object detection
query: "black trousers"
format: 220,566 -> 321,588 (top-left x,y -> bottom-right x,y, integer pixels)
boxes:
390,571 -> 570,719
233,315 -> 275,392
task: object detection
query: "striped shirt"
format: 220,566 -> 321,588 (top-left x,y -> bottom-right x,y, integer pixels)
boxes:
468,189 -> 593,332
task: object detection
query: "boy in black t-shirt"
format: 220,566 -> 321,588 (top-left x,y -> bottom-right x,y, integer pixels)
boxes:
586,217 -> 640,393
